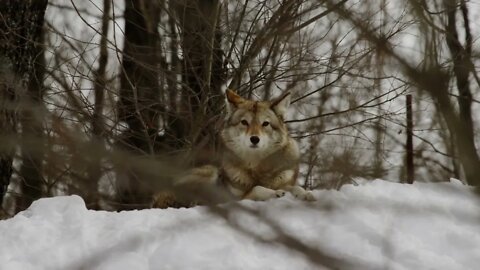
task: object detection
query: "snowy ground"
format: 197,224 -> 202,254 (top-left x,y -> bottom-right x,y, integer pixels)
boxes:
1,179 -> 479,270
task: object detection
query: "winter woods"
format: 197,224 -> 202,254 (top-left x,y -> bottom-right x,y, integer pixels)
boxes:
0,0 -> 479,215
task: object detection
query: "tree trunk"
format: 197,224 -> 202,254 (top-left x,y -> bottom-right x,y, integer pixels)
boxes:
411,66 -> 480,186
84,0 -> 111,210
0,0 -> 48,211
176,0 -> 225,148
444,0 -> 480,186
116,0 -> 161,209
17,30 -> 47,212
405,94 -> 414,184
0,70 -> 15,207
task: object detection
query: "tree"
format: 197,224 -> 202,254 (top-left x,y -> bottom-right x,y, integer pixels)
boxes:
0,0 -> 48,212
83,0 -> 111,210
116,0 -> 162,209
324,0 -> 480,185
444,0 -> 479,183
175,0 -> 225,148
2,0 -> 477,214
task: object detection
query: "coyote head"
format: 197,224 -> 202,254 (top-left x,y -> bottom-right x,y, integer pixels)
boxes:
221,89 -> 292,162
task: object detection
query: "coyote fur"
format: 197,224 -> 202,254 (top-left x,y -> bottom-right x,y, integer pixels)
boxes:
220,89 -> 314,201
152,90 -> 313,208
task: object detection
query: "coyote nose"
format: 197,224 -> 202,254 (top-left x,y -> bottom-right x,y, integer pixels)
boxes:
250,136 -> 260,145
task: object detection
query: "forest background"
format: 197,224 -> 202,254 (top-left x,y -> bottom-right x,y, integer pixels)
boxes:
1,0 -> 479,215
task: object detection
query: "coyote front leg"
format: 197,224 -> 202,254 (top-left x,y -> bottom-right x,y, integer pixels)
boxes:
283,185 -> 315,201
243,185 -> 286,201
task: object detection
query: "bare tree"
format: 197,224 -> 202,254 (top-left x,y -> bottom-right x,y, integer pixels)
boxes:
3,1 -> 480,267
444,0 -> 478,182
324,0 -> 480,185
1,0 -> 477,212
81,0 -> 112,210
175,0 -> 225,149
115,0 -> 162,209
0,0 -> 48,212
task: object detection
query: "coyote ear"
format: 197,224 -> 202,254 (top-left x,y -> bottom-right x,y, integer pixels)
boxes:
225,89 -> 244,112
270,92 -> 291,117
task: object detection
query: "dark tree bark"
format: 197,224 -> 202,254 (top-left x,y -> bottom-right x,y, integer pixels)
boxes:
116,0 -> 161,209
405,94 -> 414,184
445,0 -> 474,140
176,0 -> 225,147
0,68 -> 15,207
118,0 -> 161,153
84,0 -> 111,210
0,0 -> 48,210
17,30 -> 47,212
444,0 -> 480,185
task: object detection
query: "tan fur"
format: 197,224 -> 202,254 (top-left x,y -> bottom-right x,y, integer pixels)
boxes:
151,90 -> 314,208
151,165 -> 220,209
221,89 -> 314,201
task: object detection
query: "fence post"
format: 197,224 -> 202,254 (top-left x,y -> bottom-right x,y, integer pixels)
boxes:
406,94 -> 414,184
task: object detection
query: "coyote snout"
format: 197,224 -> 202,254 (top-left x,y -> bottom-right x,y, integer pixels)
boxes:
243,117 -> 272,149
249,135 -> 259,146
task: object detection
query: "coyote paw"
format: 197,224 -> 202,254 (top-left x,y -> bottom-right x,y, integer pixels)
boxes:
303,191 -> 316,201
294,191 -> 316,201
245,186 -> 287,201
290,186 -> 316,201
275,190 -> 287,198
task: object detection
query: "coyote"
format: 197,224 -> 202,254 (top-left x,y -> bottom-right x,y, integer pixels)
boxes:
220,89 -> 314,201
152,90 -> 313,208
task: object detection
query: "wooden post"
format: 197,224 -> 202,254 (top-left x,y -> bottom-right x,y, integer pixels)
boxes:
406,94 -> 414,184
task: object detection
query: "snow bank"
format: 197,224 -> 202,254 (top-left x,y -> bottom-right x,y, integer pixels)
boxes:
1,179 -> 479,270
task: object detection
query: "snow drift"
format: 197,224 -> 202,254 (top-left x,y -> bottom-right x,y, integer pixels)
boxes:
1,179 -> 479,270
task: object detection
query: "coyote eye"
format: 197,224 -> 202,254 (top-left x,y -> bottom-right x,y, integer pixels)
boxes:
241,120 -> 249,126
262,121 -> 270,127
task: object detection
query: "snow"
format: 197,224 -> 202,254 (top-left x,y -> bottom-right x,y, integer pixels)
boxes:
1,179 -> 480,270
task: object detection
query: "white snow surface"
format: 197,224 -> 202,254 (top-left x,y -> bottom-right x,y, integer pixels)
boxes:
1,179 -> 480,270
